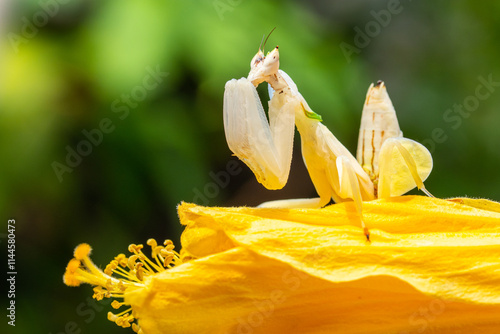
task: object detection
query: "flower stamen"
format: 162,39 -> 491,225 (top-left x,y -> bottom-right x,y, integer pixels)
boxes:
63,239 -> 180,332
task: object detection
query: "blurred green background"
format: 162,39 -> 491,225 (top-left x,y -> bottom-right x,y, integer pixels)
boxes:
1,0 -> 500,333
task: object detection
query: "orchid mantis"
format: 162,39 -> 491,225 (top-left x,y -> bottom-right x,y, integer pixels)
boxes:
223,45 -> 433,240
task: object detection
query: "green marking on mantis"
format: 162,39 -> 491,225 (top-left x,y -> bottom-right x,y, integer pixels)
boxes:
302,105 -> 322,121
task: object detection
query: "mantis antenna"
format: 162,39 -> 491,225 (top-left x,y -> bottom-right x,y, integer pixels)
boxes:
259,34 -> 266,51
261,27 -> 277,51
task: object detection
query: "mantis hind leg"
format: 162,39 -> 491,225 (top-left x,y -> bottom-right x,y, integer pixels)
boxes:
257,197 -> 322,208
333,156 -> 370,241
378,138 -> 434,199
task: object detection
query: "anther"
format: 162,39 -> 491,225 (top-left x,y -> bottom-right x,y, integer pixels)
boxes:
74,244 -> 91,260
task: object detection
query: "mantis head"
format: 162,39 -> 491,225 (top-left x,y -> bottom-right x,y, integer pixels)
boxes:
248,46 -> 280,87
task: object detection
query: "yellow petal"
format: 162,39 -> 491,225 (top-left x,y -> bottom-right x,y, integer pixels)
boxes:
448,197 -> 500,214
127,250 -> 500,334
124,196 -> 500,333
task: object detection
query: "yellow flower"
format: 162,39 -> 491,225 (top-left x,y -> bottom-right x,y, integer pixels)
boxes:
64,196 -> 500,333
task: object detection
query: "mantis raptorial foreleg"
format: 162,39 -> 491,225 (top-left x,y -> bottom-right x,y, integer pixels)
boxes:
223,43 -> 434,240
223,77 -> 296,190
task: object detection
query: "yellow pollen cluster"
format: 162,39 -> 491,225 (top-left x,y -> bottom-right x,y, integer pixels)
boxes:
63,239 -> 180,333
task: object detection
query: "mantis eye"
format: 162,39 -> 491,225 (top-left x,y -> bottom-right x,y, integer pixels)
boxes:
265,47 -> 279,63
262,46 -> 279,73
250,50 -> 265,68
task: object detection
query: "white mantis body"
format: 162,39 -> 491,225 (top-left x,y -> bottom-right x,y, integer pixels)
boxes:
223,45 -> 433,240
